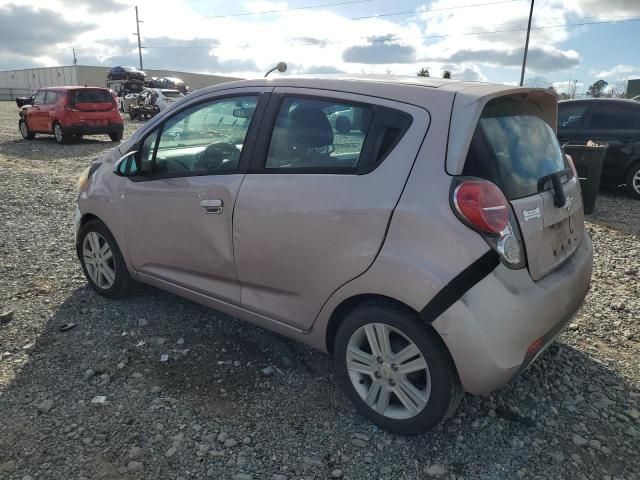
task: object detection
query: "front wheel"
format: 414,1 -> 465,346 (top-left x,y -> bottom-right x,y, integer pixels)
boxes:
109,131 -> 123,142
625,163 -> 640,200
53,122 -> 70,144
77,219 -> 133,298
334,302 -> 463,435
19,120 -> 35,139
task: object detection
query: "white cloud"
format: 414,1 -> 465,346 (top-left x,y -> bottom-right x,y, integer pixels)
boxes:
594,64 -> 640,82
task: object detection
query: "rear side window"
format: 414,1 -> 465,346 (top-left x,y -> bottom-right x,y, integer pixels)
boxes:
266,97 -> 372,170
463,98 -> 567,200
558,104 -> 587,128
72,89 -> 112,103
587,104 -> 639,130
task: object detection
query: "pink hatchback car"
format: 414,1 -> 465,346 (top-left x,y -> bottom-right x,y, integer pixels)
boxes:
75,76 -> 592,434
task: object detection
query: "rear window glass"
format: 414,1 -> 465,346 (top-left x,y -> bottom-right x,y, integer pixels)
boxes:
558,103 -> 587,128
71,89 -> 112,103
463,100 -> 567,200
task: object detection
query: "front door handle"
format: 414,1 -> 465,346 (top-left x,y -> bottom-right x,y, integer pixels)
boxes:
200,199 -> 223,214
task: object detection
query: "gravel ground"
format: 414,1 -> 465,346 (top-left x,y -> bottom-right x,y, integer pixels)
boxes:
0,100 -> 638,480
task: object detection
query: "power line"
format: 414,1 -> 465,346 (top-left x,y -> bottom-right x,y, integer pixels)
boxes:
349,0 -> 523,21
139,16 -> 640,49
204,0 -> 372,18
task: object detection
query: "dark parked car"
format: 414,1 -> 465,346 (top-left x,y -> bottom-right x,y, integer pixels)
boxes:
107,66 -> 146,81
147,76 -> 189,94
558,99 -> 640,199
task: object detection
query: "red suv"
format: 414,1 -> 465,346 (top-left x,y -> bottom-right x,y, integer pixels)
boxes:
18,87 -> 124,144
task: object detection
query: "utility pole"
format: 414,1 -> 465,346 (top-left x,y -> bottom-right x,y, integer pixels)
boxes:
519,0 -> 534,87
134,6 -> 144,70
72,48 -> 77,65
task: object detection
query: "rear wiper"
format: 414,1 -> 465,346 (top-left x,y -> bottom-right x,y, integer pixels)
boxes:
537,168 -> 571,208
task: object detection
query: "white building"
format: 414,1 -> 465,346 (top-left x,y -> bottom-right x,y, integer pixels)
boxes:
0,65 -> 240,100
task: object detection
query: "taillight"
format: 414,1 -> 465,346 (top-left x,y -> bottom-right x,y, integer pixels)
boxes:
565,153 -> 578,179
453,180 -> 509,234
451,178 -> 526,269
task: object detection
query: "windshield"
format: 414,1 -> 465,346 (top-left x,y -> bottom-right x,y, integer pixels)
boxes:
463,105 -> 567,200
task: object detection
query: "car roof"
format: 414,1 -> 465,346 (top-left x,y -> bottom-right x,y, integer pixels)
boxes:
40,86 -> 111,91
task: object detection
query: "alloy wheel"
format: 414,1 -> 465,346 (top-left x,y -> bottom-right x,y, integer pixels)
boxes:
633,168 -> 640,195
346,322 -> 431,420
54,124 -> 63,143
19,121 -> 28,138
82,232 -> 116,289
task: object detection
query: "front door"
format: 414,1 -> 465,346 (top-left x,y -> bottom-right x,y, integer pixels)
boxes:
233,89 -> 430,330
122,91 -> 268,303
28,90 -> 47,131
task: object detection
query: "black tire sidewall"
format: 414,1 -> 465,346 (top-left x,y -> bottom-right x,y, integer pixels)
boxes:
625,163 -> 640,200
77,220 -> 131,298
19,120 -> 34,139
334,303 -> 459,435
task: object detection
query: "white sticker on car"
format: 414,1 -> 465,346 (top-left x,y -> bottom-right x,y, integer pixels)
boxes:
523,206 -> 541,221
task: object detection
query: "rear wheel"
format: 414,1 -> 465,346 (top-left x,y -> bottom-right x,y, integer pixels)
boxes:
53,122 -> 70,144
625,163 -> 640,200
77,219 -> 133,298
109,131 -> 123,142
19,120 -> 35,139
334,302 -> 463,435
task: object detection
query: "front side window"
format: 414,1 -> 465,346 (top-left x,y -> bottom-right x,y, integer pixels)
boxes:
147,95 -> 258,177
265,97 -> 372,170
44,91 -> 60,104
33,91 -> 46,105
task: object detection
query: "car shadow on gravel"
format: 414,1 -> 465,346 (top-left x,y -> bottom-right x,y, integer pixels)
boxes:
586,190 -> 640,236
0,137 -> 119,161
1,285 -> 638,479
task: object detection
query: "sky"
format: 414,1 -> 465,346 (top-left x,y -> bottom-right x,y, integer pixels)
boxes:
0,0 -> 639,95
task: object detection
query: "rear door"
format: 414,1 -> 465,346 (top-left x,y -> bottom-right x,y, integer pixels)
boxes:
232,88 -> 429,330
463,97 -> 584,281
581,102 -> 640,185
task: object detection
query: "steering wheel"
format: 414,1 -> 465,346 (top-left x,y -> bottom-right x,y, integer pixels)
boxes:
197,142 -> 240,171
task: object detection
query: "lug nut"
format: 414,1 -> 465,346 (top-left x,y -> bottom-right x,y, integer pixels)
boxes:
374,371 -> 381,379
391,364 -> 398,371
376,356 -> 383,364
389,379 -> 395,386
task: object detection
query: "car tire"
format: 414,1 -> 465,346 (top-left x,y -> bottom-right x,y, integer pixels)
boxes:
77,219 -> 134,298
334,301 -> 463,435
335,116 -> 351,134
625,163 -> 640,200
129,111 -> 137,121
19,120 -> 35,139
109,132 -> 123,142
53,122 -> 70,144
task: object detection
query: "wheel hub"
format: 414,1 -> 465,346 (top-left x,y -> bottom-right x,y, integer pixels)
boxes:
379,364 -> 392,380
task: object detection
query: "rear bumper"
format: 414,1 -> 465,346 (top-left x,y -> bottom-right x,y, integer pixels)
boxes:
432,231 -> 593,395
63,123 -> 124,136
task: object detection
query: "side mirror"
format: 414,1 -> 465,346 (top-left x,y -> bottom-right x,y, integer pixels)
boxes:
113,151 -> 139,177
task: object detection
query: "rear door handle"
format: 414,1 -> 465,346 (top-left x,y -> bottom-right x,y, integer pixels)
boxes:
200,199 -> 223,214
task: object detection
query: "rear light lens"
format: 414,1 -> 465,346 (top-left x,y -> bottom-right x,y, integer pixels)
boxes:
565,153 -> 579,179
451,178 -> 526,269
453,180 -> 509,234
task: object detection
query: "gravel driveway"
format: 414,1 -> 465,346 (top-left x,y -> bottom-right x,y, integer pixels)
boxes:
0,100 -> 638,480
